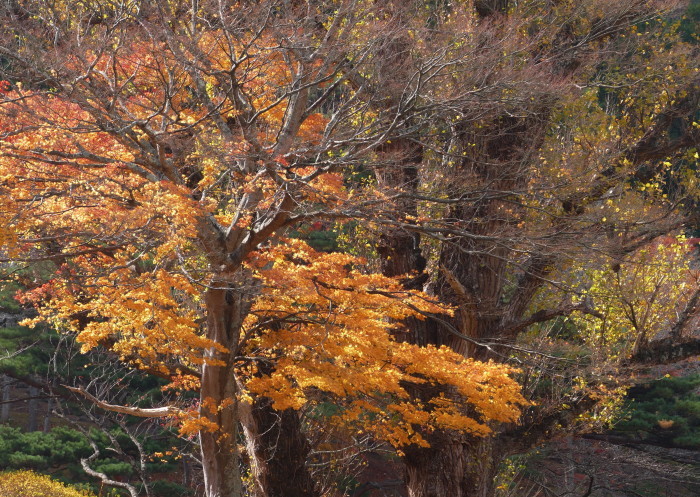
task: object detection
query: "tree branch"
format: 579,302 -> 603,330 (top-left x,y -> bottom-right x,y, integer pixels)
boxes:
64,385 -> 179,418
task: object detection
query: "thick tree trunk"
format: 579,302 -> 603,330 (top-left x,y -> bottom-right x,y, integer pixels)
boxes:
374,143 -> 509,497
404,436 -> 501,497
200,284 -> 247,497
241,396 -> 318,497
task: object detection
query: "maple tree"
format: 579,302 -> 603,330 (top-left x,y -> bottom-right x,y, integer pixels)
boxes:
0,2 -> 528,497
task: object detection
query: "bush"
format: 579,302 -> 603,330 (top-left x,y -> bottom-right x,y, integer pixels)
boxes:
615,374 -> 700,448
0,425 -> 93,470
7,453 -> 48,469
0,471 -> 94,497
150,479 -> 193,497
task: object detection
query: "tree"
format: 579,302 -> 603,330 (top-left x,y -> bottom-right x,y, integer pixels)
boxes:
0,2 -> 528,497
566,236 -> 700,359
2,1 -> 699,497
362,1 -> 700,496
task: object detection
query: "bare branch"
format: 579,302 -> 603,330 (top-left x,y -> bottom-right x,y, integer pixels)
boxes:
64,385 -> 179,418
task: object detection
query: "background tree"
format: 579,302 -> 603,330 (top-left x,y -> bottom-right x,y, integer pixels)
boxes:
1,279 -> 197,496
351,1 -> 700,496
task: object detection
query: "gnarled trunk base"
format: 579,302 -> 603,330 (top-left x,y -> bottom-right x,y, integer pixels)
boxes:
242,397 -> 318,497
404,436 -> 501,497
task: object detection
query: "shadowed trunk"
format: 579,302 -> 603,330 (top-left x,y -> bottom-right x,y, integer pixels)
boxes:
404,437 -> 500,497
241,396 -> 318,497
43,396 -> 52,432
374,110 -> 547,496
27,385 -> 39,432
1,375 -> 10,422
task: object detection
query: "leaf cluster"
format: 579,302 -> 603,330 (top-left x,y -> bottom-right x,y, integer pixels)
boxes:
0,471 -> 94,497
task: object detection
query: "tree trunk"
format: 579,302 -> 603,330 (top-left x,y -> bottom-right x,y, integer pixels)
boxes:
27,385 -> 39,432
183,456 -> 191,487
43,396 -> 52,432
404,436 -> 501,497
200,283 -> 247,497
199,400 -> 242,497
1,375 -> 10,423
241,396 -> 318,497
374,144 -> 508,497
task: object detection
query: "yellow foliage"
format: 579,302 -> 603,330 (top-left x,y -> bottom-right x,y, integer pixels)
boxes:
0,471 -> 95,497
571,236 -> 698,359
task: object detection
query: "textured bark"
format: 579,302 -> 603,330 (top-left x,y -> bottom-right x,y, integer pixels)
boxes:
404,436 -> 500,497
394,114 -> 548,494
372,140 -> 504,497
475,0 -> 510,18
43,396 -> 52,432
377,75 -> 553,497
375,142 -> 427,287
200,283 -> 247,497
629,337 -> 700,365
241,397 -> 318,497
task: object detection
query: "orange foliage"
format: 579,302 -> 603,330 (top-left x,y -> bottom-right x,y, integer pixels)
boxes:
0,21 -> 525,448
244,239 -> 526,446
